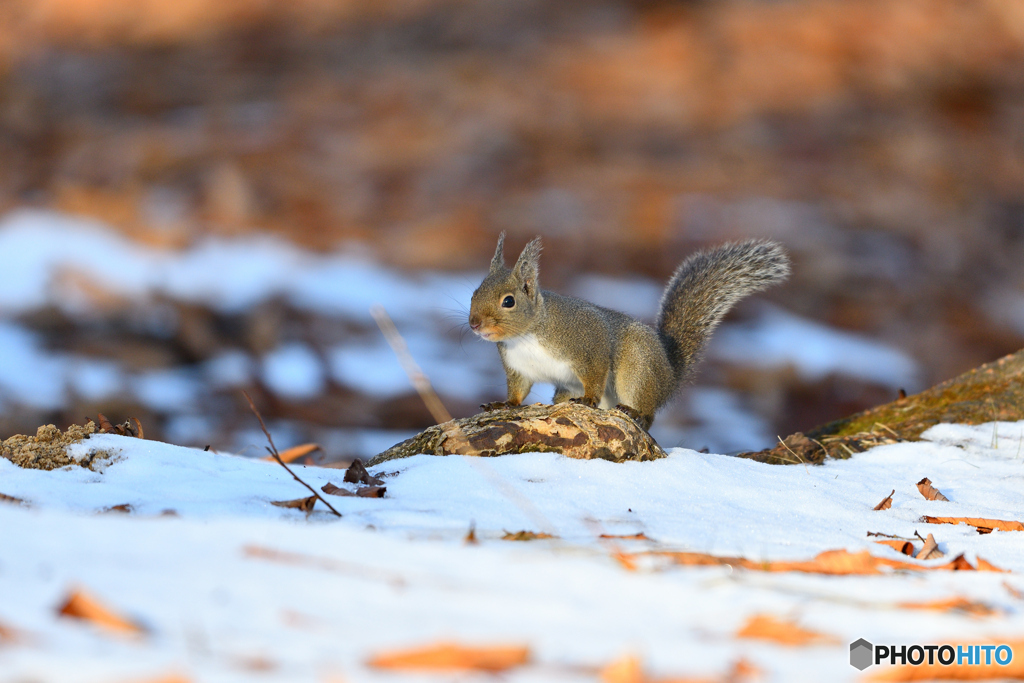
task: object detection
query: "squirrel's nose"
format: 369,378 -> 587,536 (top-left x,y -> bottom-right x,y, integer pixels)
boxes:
469,314 -> 481,330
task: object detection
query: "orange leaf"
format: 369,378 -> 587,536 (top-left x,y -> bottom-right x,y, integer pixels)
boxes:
896,597 -> 996,616
57,588 -> 143,635
0,620 -> 27,644
502,530 -> 555,541
916,477 -> 949,501
263,443 -> 321,464
629,548 -> 1006,575
922,516 -> 1024,534
915,533 -> 944,560
874,489 -> 895,510
736,614 -> 839,646
600,655 -> 644,683
600,532 -> 651,540
874,539 -> 915,556
613,552 -> 638,571
868,641 -> 1024,681
270,496 -> 317,516
367,642 -> 529,672
976,556 -> 1006,572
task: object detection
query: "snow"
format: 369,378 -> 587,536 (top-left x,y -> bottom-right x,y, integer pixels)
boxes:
0,209 -> 472,322
2,423 -> 1024,682
710,305 -> 921,390
0,322 -> 69,410
261,343 -> 327,400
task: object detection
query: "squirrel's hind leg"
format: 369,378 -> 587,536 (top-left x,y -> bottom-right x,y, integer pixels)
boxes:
612,323 -> 673,430
552,386 -> 572,404
615,404 -> 653,430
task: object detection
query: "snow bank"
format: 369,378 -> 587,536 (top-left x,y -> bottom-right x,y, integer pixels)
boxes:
1,423 -> 1023,682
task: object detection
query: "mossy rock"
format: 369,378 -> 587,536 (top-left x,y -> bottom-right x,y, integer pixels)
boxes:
738,348 -> 1024,465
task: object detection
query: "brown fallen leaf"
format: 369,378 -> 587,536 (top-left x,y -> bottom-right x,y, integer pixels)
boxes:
502,530 -> 556,541
356,485 -> 386,498
367,642 -> 530,672
922,515 -> 1024,534
736,613 -> 839,646
57,588 -> 144,635
101,503 -> 133,514
127,417 -> 144,439
599,532 -> 651,540
629,548 -> 1005,575
464,523 -> 478,544
321,482 -> 354,497
896,597 -> 996,616
916,477 -> 949,502
270,496 -> 317,517
868,640 -> 1024,681
96,414 -> 145,438
0,492 -> 26,506
263,443 -> 321,464
321,482 -> 386,498
344,458 -> 384,486
97,413 -> 114,433
873,489 -> 895,510
915,533 -> 944,560
874,539 -> 915,556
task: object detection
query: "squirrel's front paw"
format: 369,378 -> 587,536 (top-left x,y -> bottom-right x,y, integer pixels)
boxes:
569,397 -> 599,409
481,401 -> 514,412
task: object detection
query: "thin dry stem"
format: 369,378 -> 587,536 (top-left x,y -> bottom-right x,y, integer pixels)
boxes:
242,391 -> 341,518
371,305 -> 452,424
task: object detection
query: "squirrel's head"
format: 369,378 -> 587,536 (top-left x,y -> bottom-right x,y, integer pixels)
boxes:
469,233 -> 543,342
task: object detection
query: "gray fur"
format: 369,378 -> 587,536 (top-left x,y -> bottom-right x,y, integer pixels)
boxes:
469,236 -> 789,429
490,231 -> 507,269
657,239 -> 790,384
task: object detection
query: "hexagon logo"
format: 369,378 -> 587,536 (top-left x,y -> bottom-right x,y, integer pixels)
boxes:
850,638 -> 874,670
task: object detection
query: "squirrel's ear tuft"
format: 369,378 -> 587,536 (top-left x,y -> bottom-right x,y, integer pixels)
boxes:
490,232 -> 507,270
514,237 -> 543,296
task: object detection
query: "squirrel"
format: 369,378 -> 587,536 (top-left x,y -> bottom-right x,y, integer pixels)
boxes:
468,233 -> 790,429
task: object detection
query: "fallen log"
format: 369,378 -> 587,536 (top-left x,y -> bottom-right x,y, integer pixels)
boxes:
739,347 -> 1024,465
368,402 -> 667,466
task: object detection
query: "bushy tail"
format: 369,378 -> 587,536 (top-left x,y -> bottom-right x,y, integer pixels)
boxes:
657,239 -> 790,384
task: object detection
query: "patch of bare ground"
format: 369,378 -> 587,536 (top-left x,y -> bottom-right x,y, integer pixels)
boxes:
1,422 -> 115,470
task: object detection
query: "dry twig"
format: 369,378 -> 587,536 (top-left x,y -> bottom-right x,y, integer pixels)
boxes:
242,391 -> 341,518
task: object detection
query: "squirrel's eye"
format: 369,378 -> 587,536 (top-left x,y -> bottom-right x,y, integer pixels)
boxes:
501,295 -> 515,308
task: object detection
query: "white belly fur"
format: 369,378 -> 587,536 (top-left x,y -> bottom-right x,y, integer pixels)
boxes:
503,334 -> 618,408
503,334 -> 579,389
